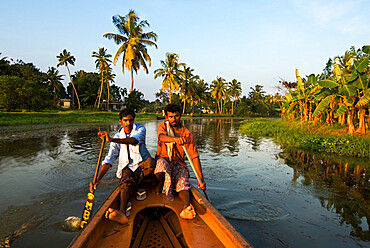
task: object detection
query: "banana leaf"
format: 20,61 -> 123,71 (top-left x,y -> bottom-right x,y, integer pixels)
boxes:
339,85 -> 356,97
362,45 -> 370,54
352,72 -> 369,90
356,89 -> 370,107
313,95 -> 335,117
353,58 -> 369,73
348,70 -> 358,83
306,74 -> 317,86
318,79 -> 340,88
334,104 -> 348,118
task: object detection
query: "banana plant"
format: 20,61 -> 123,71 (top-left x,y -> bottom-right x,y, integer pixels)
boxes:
313,58 -> 357,133
313,49 -> 370,134
352,46 -> 370,133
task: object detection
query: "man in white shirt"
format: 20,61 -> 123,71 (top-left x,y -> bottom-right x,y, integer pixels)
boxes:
90,108 -> 155,224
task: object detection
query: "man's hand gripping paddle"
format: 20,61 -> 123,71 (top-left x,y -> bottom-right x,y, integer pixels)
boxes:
80,139 -> 105,228
182,145 -> 211,203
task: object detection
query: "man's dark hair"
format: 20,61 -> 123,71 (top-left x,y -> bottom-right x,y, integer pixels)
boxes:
164,104 -> 182,115
119,108 -> 136,119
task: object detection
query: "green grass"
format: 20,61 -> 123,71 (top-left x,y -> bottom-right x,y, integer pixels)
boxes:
240,118 -> 370,158
0,111 -> 246,126
0,111 -> 159,126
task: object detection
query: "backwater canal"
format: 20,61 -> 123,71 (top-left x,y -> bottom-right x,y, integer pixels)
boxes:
0,118 -> 369,248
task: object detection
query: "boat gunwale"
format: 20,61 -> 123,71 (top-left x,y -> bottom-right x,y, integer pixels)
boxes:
68,184 -> 252,248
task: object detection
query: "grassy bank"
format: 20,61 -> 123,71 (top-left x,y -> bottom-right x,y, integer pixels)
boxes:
0,111 -> 159,126
240,118 -> 370,158
0,111 -> 244,126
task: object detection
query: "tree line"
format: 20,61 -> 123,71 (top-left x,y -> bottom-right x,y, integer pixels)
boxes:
0,10 -> 280,116
280,45 -> 370,134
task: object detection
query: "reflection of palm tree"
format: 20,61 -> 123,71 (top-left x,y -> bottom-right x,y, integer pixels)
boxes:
57,49 -> 80,109
210,77 -> 227,113
92,47 -> 112,109
104,10 -> 157,93
154,53 -> 183,103
46,67 -> 64,102
228,79 -> 242,115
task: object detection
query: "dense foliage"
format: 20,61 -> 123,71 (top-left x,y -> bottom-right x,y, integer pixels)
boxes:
280,45 -> 370,134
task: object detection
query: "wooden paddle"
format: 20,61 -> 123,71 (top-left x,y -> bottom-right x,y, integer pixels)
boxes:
182,145 -> 211,202
80,139 -> 105,228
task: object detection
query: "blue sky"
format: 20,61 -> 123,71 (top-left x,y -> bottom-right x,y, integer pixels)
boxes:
0,0 -> 369,100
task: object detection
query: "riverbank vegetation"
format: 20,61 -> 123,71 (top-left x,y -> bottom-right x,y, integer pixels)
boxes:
0,52 -> 280,117
279,45 -> 370,134
240,118 -> 370,158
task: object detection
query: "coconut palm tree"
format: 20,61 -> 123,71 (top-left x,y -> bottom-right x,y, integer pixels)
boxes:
154,53 -> 184,103
104,10 -> 157,93
92,47 -> 112,109
46,67 -> 64,102
210,76 -> 227,113
179,66 -> 197,113
227,79 -> 242,115
57,49 -> 80,109
194,79 -> 210,114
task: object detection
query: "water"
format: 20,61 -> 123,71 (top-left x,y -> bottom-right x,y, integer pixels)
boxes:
0,118 -> 369,248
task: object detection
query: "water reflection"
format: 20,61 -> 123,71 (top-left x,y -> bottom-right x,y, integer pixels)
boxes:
279,150 -> 370,241
186,118 -> 241,156
0,119 -> 369,247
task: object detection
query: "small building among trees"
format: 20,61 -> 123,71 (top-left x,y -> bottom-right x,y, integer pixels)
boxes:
59,99 -> 71,109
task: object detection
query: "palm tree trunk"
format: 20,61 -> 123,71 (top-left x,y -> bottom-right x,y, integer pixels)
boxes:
53,86 -> 57,107
130,66 -> 134,93
221,98 -> 223,114
66,65 -> 80,109
169,88 -> 172,103
106,81 -> 110,111
183,100 -> 186,114
231,100 -> 234,115
97,72 -> 104,109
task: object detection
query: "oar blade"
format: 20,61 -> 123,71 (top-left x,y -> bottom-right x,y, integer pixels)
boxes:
80,192 -> 95,228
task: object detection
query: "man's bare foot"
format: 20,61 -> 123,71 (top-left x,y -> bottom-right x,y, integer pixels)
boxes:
105,208 -> 128,224
153,182 -> 163,194
180,204 -> 196,220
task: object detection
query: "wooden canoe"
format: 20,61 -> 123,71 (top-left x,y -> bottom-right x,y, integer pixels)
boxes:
68,181 -> 252,248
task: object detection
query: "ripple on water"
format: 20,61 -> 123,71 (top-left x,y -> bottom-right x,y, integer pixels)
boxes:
218,199 -> 288,221
203,165 -> 237,180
